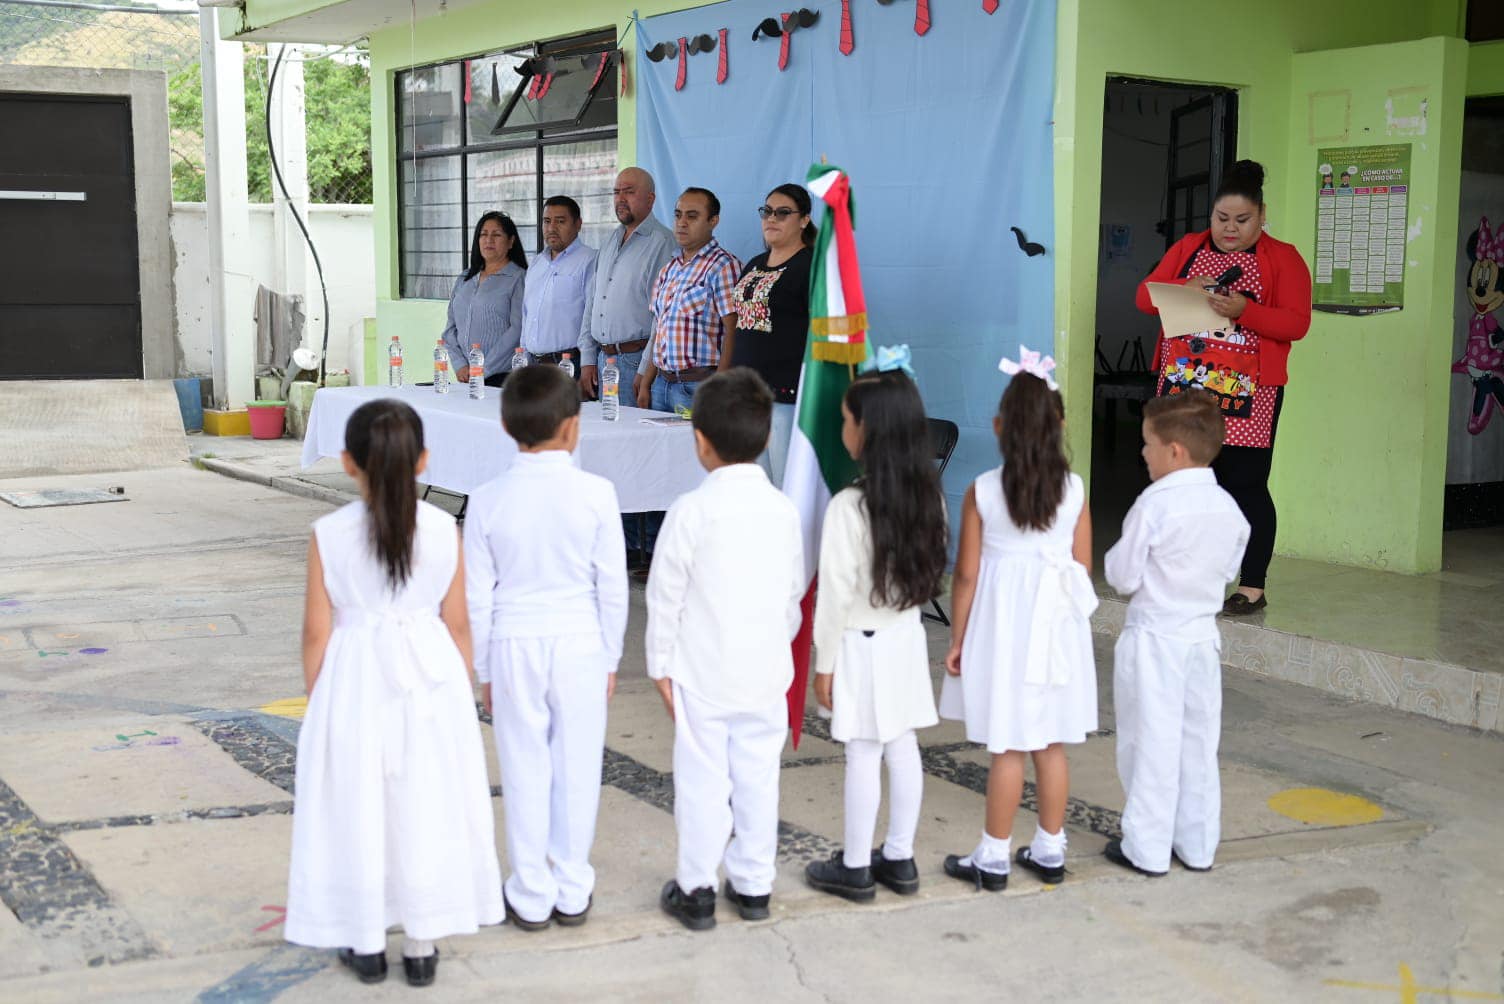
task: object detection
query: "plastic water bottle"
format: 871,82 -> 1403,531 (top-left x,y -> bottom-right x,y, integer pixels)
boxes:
601,354 -> 620,422
387,336 -> 403,387
433,340 -> 450,394
468,343 -> 485,400
512,346 -> 530,372
557,351 -> 576,380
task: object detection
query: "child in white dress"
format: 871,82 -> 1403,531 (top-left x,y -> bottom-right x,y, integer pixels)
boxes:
286,399 -> 503,987
939,368 -> 1098,890
805,367 -> 947,901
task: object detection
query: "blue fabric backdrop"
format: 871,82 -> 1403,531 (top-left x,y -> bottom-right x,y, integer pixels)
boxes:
637,0 -> 1057,521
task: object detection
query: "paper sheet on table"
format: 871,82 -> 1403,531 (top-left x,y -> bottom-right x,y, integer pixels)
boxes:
1146,282 -> 1235,339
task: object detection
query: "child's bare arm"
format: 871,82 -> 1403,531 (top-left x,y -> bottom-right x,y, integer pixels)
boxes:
440,528 -> 475,683
301,535 -> 333,695
1072,498 -> 1093,577
944,486 -> 982,675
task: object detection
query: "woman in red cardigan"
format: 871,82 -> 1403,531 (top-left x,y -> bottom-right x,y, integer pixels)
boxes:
1135,160 -> 1312,615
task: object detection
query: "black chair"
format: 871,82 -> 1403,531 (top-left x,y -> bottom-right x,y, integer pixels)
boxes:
923,418 -> 960,625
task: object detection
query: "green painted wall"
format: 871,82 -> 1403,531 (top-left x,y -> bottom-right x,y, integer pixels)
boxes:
1469,40 -> 1504,97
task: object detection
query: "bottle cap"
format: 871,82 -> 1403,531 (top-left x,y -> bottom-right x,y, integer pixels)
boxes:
472,343 -> 480,349
606,355 -> 617,364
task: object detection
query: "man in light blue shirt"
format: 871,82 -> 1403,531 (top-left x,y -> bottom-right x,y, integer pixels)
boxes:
522,196 -> 598,367
577,167 -> 676,400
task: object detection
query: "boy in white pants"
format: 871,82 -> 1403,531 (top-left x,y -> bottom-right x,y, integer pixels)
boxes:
647,369 -> 805,931
1104,391 -> 1249,876
465,365 -> 628,929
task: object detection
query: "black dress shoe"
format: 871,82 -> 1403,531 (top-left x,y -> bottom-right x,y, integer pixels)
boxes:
660,880 -> 716,931
338,948 -> 388,984
1221,592 -> 1268,616
552,895 -> 592,927
942,853 -> 1008,892
504,891 -> 552,932
402,949 -> 438,988
869,850 -> 920,895
1172,850 -> 1213,872
1103,839 -> 1167,877
804,850 -> 876,902
722,880 -> 771,921
1015,846 -> 1066,885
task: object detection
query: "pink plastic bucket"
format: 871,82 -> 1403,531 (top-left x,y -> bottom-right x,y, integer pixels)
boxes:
247,400 -> 287,440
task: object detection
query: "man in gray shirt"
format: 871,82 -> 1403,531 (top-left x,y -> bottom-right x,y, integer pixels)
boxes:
577,167 -> 676,401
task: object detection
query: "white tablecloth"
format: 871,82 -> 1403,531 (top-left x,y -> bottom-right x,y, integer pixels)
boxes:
300,384 -> 704,513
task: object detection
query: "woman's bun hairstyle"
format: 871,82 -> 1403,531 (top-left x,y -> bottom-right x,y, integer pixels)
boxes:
1215,159 -> 1265,207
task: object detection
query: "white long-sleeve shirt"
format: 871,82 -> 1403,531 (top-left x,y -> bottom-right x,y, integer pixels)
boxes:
1104,466 -> 1250,643
812,487 -> 916,677
463,450 -> 628,682
645,463 -> 805,711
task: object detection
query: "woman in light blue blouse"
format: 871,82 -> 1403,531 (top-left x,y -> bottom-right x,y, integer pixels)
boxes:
440,212 -> 528,386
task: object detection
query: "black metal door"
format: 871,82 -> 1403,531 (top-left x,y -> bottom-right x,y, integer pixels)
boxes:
0,93 -> 141,379
1164,91 -> 1238,250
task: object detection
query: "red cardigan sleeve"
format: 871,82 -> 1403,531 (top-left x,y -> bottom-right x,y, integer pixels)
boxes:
1134,233 -> 1202,316
1241,238 -> 1312,344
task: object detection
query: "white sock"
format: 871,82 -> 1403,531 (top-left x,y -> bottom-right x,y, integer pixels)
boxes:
1029,825 -> 1067,867
843,739 -> 883,868
402,937 -> 435,959
968,830 -> 1011,874
880,731 -> 923,862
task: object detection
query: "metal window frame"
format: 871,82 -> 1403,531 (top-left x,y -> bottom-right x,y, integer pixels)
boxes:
395,31 -> 618,299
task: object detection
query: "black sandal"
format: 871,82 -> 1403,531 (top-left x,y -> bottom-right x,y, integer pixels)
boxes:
1221,592 -> 1267,616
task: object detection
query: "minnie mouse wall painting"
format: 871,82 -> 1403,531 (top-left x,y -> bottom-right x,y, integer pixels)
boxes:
1453,217 -> 1504,434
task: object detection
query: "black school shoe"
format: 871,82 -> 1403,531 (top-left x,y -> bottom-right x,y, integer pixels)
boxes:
870,850 -> 920,895
1172,850 -> 1213,873
722,880 -> 771,921
1103,838 -> 1168,877
1222,592 -> 1268,616
1015,846 -> 1066,885
402,949 -> 438,988
337,948 -> 388,984
660,880 -> 716,931
943,854 -> 1008,892
504,891 -> 552,932
804,850 -> 876,902
553,895 -> 593,927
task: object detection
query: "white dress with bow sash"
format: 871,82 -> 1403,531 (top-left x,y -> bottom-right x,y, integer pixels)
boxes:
285,500 -> 503,954
939,469 -> 1099,752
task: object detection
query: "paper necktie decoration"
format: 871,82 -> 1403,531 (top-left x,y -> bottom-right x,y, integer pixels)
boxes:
674,36 -> 688,90
717,28 -> 729,83
914,0 -> 930,35
983,0 -> 999,12
839,0 -> 854,54
753,8 -> 817,71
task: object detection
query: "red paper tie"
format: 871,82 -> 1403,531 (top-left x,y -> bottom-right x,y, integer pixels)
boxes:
839,0 -> 854,55
674,36 -> 688,90
915,0 -> 931,35
778,12 -> 793,70
589,51 -> 608,90
716,28 -> 729,83
619,50 -> 629,97
535,72 -> 555,99
983,0 -> 999,12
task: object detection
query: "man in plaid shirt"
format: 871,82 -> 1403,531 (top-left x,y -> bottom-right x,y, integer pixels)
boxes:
635,187 -> 742,415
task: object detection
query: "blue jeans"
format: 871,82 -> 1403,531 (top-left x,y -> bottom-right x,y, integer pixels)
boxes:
756,402 -> 796,488
651,374 -> 701,414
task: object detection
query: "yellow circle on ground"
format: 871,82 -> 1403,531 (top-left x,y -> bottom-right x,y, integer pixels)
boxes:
1267,787 -> 1383,826
258,696 -> 308,721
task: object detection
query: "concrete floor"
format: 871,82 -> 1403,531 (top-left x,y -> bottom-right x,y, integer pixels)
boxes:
1,458 -> 1500,1001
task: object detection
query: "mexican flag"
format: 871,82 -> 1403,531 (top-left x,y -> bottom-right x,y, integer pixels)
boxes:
783,163 -> 871,747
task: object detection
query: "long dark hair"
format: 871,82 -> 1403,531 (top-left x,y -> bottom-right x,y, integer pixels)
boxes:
768,182 -> 816,247
844,371 -> 948,609
344,399 -> 424,590
997,373 -> 1069,532
464,211 -> 528,279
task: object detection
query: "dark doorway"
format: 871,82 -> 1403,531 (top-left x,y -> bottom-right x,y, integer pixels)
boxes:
1090,78 -> 1238,564
0,93 -> 141,379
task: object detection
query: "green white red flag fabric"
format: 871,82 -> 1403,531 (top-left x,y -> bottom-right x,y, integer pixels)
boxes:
783,163 -> 871,747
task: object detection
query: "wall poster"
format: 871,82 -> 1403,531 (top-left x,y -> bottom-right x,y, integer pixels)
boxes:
1313,144 -> 1411,315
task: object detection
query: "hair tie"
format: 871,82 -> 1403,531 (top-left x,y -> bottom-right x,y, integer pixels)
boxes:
998,344 -> 1057,390
858,343 -> 914,377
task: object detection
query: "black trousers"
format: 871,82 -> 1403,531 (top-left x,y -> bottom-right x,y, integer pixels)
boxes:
1211,387 -> 1285,590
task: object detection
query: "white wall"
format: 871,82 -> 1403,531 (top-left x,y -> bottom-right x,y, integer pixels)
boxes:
171,202 -> 375,383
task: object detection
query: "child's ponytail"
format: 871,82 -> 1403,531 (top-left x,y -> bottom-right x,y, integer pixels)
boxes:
997,373 -> 1068,532
344,400 -> 424,590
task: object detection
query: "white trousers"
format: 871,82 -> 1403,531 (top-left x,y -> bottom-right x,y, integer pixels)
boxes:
673,684 -> 787,895
842,731 -> 924,868
491,636 -> 609,923
1114,627 -> 1222,872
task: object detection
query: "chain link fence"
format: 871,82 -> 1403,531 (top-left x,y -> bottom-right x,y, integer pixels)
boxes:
0,1 -> 372,204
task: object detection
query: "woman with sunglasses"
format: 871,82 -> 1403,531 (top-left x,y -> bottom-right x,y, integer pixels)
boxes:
440,212 -> 529,387
728,184 -> 816,485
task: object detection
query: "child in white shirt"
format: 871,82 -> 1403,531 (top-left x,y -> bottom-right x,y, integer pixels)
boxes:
1104,391 -> 1249,876
647,368 -> 805,931
465,365 -> 628,929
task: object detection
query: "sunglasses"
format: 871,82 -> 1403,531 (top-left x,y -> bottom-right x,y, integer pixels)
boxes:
757,205 -> 802,220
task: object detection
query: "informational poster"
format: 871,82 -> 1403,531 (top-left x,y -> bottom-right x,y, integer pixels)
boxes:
1313,144 -> 1411,315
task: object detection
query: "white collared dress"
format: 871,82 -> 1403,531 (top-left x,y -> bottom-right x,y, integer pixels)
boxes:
939,469 -> 1099,752
285,500 -> 503,954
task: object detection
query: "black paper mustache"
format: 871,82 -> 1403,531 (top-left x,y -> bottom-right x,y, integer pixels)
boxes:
753,8 -> 818,39
645,34 -> 718,61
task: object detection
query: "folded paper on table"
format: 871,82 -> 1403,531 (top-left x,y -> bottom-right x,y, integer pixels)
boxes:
1146,282 -> 1235,340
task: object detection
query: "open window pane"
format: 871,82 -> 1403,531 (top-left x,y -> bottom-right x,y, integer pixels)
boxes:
465,53 -> 529,145
491,48 -> 615,137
